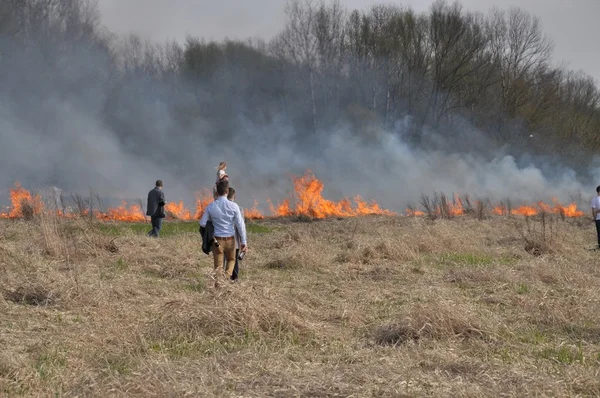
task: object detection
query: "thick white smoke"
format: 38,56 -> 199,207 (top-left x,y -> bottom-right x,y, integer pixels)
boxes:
0,6 -> 594,214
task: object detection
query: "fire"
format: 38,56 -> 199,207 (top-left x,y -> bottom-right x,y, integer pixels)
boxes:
558,202 -> 585,217
193,189 -> 215,220
273,171 -> 394,218
165,201 -> 192,220
493,204 -> 507,216
0,182 -> 43,218
97,201 -> 145,222
406,195 -> 585,218
511,205 -> 537,217
0,174 -> 586,222
244,201 -> 264,219
405,194 -> 464,217
496,198 -> 585,218
405,208 -> 426,217
447,195 -> 464,216
268,199 -> 291,217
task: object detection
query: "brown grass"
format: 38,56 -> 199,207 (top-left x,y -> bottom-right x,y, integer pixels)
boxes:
1,212 -> 600,397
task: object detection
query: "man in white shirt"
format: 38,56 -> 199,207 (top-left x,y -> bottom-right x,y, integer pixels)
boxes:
200,180 -> 248,287
591,185 -> 600,248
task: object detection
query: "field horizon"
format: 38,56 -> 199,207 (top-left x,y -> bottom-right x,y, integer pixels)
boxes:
1,212 -> 600,397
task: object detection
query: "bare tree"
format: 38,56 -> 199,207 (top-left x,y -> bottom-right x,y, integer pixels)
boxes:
425,0 -> 491,125
488,7 -> 554,118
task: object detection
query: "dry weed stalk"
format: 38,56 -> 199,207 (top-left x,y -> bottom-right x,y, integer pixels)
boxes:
514,211 -> 561,256
420,194 -> 437,220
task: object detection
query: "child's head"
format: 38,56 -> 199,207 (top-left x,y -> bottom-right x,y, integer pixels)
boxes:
217,161 -> 227,171
227,187 -> 236,201
596,185 -> 600,194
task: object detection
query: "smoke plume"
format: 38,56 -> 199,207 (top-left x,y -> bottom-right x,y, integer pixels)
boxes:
0,1 -> 594,214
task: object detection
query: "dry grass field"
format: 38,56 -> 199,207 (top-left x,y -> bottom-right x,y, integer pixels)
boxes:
1,212 -> 600,397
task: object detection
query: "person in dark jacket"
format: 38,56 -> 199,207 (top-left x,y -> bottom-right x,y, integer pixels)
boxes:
146,180 -> 166,237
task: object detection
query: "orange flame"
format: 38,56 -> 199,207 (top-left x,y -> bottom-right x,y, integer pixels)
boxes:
268,198 -> 291,217
511,205 -> 537,217
193,189 -> 214,221
244,200 -> 264,219
271,171 -> 394,218
97,201 -> 145,222
447,195 -> 464,216
405,208 -> 426,217
0,175 -> 585,222
493,204 -> 507,216
409,197 -> 584,218
0,182 -> 43,218
165,201 -> 193,220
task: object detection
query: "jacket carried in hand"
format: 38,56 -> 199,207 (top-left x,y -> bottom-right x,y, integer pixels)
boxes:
199,220 -> 214,255
146,187 -> 166,218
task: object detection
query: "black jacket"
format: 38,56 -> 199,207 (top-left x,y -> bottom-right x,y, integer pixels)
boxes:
199,220 -> 214,255
146,187 -> 166,218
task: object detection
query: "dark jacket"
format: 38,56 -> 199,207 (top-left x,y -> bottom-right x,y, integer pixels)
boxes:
146,187 -> 166,218
199,220 -> 214,255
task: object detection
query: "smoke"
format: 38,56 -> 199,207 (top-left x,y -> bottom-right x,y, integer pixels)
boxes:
0,4 -> 594,214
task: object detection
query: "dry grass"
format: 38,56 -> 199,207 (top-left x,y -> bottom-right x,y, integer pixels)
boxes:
1,211 -> 600,397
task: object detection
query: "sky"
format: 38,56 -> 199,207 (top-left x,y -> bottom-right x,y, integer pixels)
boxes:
97,0 -> 600,84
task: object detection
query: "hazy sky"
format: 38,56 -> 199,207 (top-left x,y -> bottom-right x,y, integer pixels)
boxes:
97,0 -> 600,83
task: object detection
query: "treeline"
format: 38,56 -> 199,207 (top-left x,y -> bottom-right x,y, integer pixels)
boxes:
1,0 -> 599,168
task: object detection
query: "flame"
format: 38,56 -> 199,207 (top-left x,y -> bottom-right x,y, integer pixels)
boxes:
447,195 -> 464,216
97,201 -> 145,222
165,201 -> 193,220
0,175 -> 586,222
405,208 -> 426,217
268,198 -> 291,217
244,200 -> 264,219
493,204 -> 507,216
193,189 -> 214,220
405,194 -> 464,217
268,171 -> 394,218
507,198 -> 585,217
557,202 -> 584,217
0,182 -> 43,218
409,197 -> 584,218
511,205 -> 537,217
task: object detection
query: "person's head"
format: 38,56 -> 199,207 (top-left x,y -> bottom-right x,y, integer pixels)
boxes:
218,161 -> 227,171
155,180 -> 163,189
216,180 -> 229,197
596,185 -> 600,194
227,187 -> 236,201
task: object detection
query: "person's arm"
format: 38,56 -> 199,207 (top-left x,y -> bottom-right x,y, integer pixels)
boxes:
158,190 -> 165,206
234,205 -> 247,250
199,205 -> 210,228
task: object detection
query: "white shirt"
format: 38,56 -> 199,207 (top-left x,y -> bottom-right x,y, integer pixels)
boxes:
592,196 -> 600,220
199,196 -> 247,245
233,207 -> 244,249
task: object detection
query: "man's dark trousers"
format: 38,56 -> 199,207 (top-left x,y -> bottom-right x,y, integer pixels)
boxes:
148,216 -> 163,237
595,220 -> 600,247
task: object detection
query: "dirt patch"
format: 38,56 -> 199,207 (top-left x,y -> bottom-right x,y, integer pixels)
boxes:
4,283 -> 58,306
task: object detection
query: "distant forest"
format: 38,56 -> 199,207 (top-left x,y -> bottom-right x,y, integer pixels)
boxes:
1,0 -> 598,173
